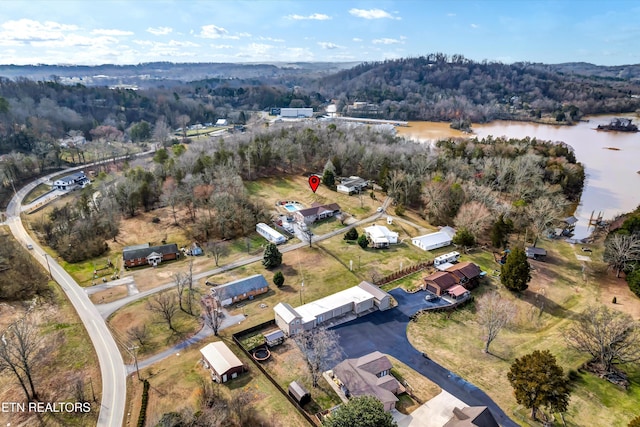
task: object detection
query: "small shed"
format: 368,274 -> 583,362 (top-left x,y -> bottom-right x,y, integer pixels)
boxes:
264,329 -> 285,347
525,247 -> 547,260
288,381 -> 311,405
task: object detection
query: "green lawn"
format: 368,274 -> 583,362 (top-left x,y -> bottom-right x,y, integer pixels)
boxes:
407,237 -> 640,426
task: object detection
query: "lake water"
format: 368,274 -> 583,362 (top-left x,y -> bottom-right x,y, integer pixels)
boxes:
398,116 -> 640,239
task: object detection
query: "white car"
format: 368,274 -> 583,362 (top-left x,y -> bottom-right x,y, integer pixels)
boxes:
26,243 -> 33,250
376,207 -> 383,213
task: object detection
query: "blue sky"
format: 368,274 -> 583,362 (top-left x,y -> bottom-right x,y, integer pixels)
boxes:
0,0 -> 638,66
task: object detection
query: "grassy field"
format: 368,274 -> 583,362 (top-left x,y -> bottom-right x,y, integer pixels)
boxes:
108,290 -> 204,358
127,336 -> 309,427
23,182 -> 53,204
406,237 -> 640,426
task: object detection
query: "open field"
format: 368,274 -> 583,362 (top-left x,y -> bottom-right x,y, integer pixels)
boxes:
23,182 -> 53,204
126,337 -> 309,427
387,355 -> 441,414
108,291 -> 204,358
211,245 -> 362,333
406,237 -> 640,426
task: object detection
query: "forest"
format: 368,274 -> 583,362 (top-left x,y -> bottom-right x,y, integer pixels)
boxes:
32,119 -> 584,263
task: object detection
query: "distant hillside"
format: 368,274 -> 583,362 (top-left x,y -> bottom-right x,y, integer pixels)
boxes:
0,61 -> 360,89
532,62 -> 640,81
312,54 -> 640,122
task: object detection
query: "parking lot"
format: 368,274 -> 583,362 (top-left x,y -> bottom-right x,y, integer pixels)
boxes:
330,287 -> 518,427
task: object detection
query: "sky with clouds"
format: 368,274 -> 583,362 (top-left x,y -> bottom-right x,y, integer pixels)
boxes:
0,0 -> 638,66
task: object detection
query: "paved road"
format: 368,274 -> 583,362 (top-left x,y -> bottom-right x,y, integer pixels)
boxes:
6,170 -> 128,427
331,287 -> 519,427
96,200 -> 392,319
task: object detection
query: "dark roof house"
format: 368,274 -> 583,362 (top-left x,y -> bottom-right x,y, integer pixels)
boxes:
123,243 -> 180,267
212,274 -> 269,306
423,271 -> 460,295
443,406 -> 499,427
332,351 -> 403,412
446,262 -> 482,283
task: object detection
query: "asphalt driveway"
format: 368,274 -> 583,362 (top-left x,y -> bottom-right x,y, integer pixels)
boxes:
330,287 -> 519,427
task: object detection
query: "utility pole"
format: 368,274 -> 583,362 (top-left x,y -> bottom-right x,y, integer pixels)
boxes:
300,281 -> 304,305
128,345 -> 141,381
88,376 -> 96,402
42,253 -> 52,279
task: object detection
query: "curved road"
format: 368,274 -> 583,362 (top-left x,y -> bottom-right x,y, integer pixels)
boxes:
6,168 -> 131,427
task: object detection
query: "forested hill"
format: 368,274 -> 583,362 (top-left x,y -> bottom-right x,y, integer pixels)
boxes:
314,54 -> 640,122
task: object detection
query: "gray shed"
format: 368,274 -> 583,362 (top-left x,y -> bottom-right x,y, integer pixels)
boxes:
288,381 -> 310,405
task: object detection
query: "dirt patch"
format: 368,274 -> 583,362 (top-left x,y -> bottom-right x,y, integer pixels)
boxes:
88,286 -> 129,304
598,271 -> 640,319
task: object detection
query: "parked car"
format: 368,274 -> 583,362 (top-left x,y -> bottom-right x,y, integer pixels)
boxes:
26,243 -> 33,250
425,293 -> 438,302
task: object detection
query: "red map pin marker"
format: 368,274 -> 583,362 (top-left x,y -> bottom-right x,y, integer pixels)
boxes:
308,175 -> 320,193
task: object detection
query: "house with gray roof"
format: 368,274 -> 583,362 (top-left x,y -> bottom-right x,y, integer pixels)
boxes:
53,171 -> 90,191
211,274 -> 269,307
332,351 -> 404,412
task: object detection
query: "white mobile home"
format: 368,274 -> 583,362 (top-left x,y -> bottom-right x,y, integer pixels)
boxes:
434,251 -> 461,266
256,223 -> 287,245
280,108 -> 313,118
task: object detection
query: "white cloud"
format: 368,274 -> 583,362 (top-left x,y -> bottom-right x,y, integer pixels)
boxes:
259,36 -> 285,42
447,13 -> 456,17
372,38 -> 402,45
147,26 -> 173,36
199,24 -> 229,39
352,37 -> 363,42
318,42 -> 342,49
210,44 -> 233,49
349,9 -> 400,20
470,23 -> 479,29
285,13 -> 331,20
91,29 -> 134,36
0,19 -> 78,43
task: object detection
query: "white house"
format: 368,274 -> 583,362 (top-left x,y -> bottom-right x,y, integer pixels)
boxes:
337,176 -> 368,195
412,226 -> 456,251
364,225 -> 399,248
52,171 -> 90,191
215,119 -> 228,126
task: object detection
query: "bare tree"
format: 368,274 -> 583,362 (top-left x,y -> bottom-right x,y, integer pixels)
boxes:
176,114 -> 190,140
0,316 -> 41,401
147,292 -> 179,332
294,327 -> 342,388
206,240 -> 229,267
174,271 -> 187,313
566,305 -> 640,374
526,196 -> 565,247
200,296 -> 223,336
603,234 -> 640,278
454,201 -> 493,240
476,292 -> 517,354
153,116 -> 171,147
126,325 -> 149,350
186,259 -> 195,315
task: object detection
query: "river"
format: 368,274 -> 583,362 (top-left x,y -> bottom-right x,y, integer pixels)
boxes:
397,116 -> 640,239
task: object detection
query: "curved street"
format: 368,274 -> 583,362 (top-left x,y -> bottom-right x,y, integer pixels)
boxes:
5,168 -> 129,427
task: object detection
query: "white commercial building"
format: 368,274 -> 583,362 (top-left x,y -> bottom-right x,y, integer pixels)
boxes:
274,284 -> 391,336
412,226 -> 456,251
364,225 -> 399,248
280,108 -> 313,118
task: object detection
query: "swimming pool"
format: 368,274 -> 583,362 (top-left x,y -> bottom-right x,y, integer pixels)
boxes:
284,204 -> 299,212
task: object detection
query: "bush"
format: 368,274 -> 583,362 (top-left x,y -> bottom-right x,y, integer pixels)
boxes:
613,296 -> 617,304
137,379 -> 150,427
273,271 -> 285,288
357,234 -> 369,249
626,267 -> 640,298
394,204 -> 405,216
344,228 -> 358,241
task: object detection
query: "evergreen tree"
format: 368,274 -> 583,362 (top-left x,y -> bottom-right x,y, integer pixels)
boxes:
323,396 -> 396,427
273,271 -> 285,287
344,228 -> 358,241
262,243 -> 282,269
357,234 -> 369,249
501,246 -> 531,292
322,159 -> 336,188
490,214 -> 513,248
507,350 -> 570,420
